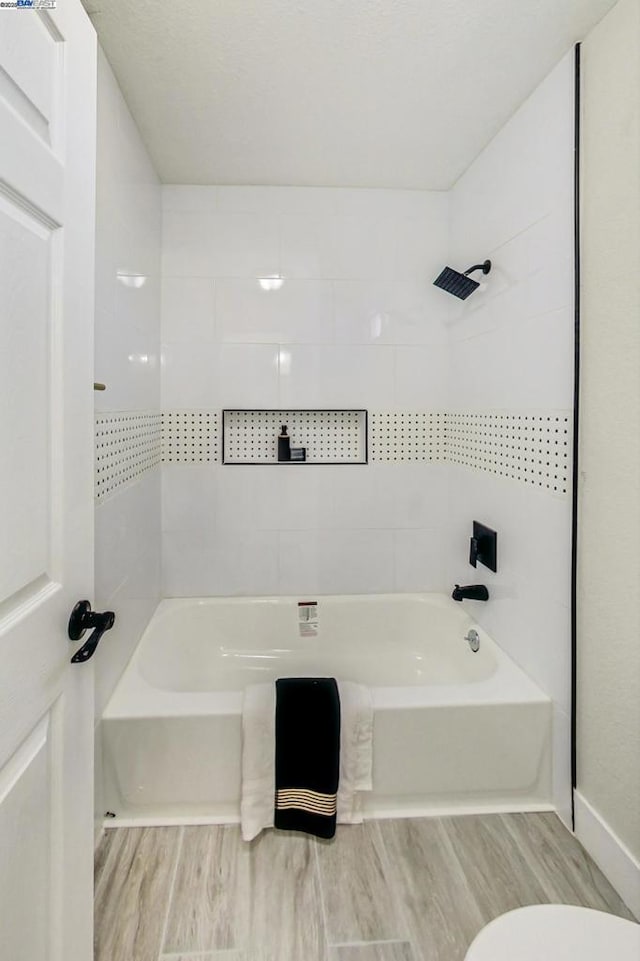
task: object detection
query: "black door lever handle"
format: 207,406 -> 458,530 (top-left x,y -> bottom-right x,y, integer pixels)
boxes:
68,600 -> 115,663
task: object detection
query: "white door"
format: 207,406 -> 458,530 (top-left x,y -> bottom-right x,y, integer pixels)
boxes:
0,3 -> 96,960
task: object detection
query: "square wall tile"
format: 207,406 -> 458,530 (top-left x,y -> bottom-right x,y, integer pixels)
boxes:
394,529 -> 450,593
279,214 -> 336,278
393,216 -> 448,282
211,529 -> 280,595
162,529 -> 279,596
330,215 -> 398,281
333,280 -> 448,346
393,464 -> 451,529
500,307 -> 574,409
214,467 -> 283,531
161,465 -> 217,534
95,282 -> 161,412
162,208 -> 215,277
270,465 -> 323,530
313,466 -> 398,531
162,277 -> 215,343
161,342 -> 218,408
394,346 -> 450,409
278,345 -> 395,408
216,344 -> 280,408
209,210 -> 279,278
278,530 -> 395,595
451,53 -> 574,256
216,278 -> 334,344
162,532 -> 217,596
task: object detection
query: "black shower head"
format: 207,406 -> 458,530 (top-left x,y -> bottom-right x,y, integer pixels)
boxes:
433,259 -> 492,300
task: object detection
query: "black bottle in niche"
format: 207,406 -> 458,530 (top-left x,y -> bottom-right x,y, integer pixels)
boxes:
278,425 -> 291,461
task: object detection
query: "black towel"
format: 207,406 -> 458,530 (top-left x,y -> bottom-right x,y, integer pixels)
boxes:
274,677 -> 341,839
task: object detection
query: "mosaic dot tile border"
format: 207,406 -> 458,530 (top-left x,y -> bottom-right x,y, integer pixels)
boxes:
445,411 -> 571,495
95,412 -> 162,501
162,410 -> 219,464
369,411 -> 446,462
96,409 -> 572,501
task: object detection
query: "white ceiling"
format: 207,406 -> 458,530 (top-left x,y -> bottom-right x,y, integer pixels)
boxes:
83,0 -> 617,190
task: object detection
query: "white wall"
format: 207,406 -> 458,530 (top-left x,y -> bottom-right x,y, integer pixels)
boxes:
448,51 -> 576,824
93,49 -> 162,829
161,187 -> 452,596
577,0 -> 640,916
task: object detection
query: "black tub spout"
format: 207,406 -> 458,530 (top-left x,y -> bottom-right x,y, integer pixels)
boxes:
452,584 -> 489,602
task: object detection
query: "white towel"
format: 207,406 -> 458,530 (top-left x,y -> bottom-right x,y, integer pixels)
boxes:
240,680 -> 373,842
336,681 -> 374,823
240,682 -> 276,842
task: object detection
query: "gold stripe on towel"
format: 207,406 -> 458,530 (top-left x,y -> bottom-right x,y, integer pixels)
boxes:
277,789 -> 337,807
277,797 -> 336,813
276,788 -> 337,816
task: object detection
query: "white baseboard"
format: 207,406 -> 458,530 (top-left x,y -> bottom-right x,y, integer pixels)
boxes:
574,790 -> 640,919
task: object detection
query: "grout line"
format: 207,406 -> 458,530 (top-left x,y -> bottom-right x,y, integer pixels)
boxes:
276,212 -> 283,279
160,953 -> 239,960
330,938 -> 413,947
329,279 -> 337,345
210,277 -> 218,343
157,826 -> 185,961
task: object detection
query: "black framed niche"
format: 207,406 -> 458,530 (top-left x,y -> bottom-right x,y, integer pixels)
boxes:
221,410 -> 368,465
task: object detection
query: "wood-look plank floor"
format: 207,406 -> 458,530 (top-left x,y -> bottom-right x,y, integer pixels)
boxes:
94,813 -> 636,961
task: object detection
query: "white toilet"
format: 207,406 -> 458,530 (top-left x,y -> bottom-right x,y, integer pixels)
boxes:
464,904 -> 640,961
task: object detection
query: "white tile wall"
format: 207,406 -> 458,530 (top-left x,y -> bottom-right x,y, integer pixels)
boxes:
395,346 -> 450,409
161,464 -> 217,534
161,462 -> 451,597
277,530 -> 396,596
218,344 -> 281,408
90,44 -> 578,825
553,705 -> 573,829
216,279 -> 334,344
333,279 -> 448,346
94,470 -> 161,709
157,54 -> 575,818
95,411 -> 162,501
161,277 -> 215,343
160,341 -> 219,408
394,529 -> 451,593
162,527 -> 279,597
161,185 -> 452,597
448,49 -> 575,818
278,345 -> 396,409
93,50 -> 162,831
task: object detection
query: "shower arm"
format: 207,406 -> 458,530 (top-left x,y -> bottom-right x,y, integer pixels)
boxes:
464,260 -> 492,277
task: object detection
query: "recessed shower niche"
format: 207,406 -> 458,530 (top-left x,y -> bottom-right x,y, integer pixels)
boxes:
221,410 -> 368,465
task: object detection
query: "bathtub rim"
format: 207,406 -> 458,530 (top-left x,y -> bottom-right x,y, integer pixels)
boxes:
103,592 -> 551,720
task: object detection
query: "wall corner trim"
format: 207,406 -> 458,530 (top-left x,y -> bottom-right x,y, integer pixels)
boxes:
574,789 -> 640,919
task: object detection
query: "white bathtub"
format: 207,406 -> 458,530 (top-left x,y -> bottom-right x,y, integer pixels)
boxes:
102,594 -> 552,825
